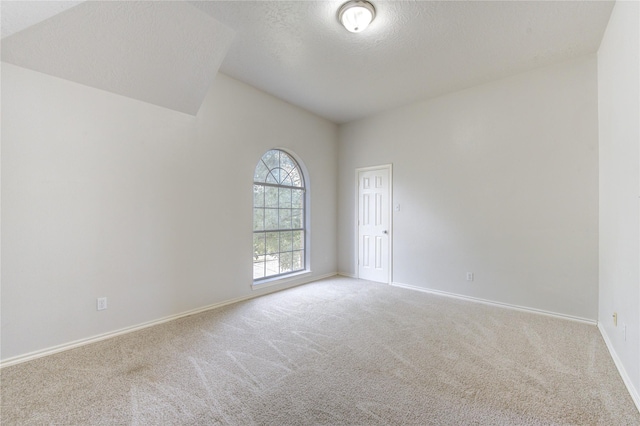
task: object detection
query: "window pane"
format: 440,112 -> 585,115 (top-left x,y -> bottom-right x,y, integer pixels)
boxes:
253,233 -> 266,257
265,256 -> 279,276
253,260 -> 265,279
265,209 -> 278,230
292,189 -> 304,208
279,208 -> 292,229
291,209 -> 303,228
253,185 -> 264,207
279,188 -> 292,208
274,168 -> 285,184
292,250 -> 304,271
263,150 -> 279,170
281,175 -> 293,186
253,208 -> 264,231
289,169 -> 302,187
265,186 -> 278,207
279,252 -> 293,274
279,231 -> 293,252
254,162 -> 269,183
266,172 -> 278,184
266,232 -> 279,255
280,154 -> 296,173
292,230 -> 304,250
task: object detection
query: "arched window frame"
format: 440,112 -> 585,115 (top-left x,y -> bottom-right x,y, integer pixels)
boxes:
252,149 -> 308,284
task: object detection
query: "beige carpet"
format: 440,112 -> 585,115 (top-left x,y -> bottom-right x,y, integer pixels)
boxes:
1,276 -> 639,425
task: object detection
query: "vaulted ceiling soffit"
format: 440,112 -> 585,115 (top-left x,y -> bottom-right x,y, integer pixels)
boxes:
1,1 -> 235,115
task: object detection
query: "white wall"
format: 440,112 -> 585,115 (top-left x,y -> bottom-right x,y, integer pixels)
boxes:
338,55 -> 599,321
1,64 -> 338,361
597,0 -> 640,403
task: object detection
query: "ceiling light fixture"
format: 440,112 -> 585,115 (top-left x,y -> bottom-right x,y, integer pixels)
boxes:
338,0 -> 376,33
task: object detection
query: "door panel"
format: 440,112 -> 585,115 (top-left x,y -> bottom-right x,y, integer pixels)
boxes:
358,167 -> 390,283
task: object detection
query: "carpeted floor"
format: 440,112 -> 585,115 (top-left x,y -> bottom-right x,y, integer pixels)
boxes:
1,276 -> 639,425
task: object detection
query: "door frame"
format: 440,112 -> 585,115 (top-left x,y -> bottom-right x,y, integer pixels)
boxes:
354,164 -> 393,283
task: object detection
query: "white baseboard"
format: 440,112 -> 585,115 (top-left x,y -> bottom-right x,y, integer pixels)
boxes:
597,323 -> 640,413
391,281 -> 597,325
0,272 -> 338,368
391,281 -> 639,413
338,272 -> 357,278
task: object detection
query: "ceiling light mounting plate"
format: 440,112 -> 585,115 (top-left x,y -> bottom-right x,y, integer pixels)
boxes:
338,0 -> 376,33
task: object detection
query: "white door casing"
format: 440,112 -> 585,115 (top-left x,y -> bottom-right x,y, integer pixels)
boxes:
357,165 -> 392,283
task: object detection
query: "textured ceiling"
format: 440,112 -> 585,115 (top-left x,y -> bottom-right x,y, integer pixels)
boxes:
1,1 -> 235,115
1,1 -> 614,122
193,0 -> 614,123
0,1 -> 84,39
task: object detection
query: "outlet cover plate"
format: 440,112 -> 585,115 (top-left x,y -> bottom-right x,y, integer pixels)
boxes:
97,297 -> 107,311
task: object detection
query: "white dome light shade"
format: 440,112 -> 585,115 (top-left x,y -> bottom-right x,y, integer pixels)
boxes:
338,1 -> 376,33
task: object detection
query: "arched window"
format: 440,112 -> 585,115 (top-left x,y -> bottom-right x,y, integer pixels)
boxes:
253,149 -> 306,281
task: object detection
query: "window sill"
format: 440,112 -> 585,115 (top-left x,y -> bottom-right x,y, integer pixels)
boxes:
252,270 -> 311,290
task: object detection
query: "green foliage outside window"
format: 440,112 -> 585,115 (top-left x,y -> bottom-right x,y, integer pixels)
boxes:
253,150 -> 305,280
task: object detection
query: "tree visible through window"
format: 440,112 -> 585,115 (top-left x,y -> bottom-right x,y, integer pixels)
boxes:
253,150 -> 305,281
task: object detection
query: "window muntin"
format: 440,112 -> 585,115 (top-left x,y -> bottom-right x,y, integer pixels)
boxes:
253,150 -> 305,281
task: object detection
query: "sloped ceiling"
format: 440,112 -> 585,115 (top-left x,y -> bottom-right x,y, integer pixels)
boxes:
0,0 -> 84,39
1,1 -> 235,115
194,0 -> 614,123
1,1 -> 614,122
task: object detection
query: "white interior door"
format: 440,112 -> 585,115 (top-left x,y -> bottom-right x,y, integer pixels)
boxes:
358,166 -> 391,283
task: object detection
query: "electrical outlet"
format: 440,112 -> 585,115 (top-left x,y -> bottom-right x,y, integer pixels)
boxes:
466,272 -> 474,281
613,312 -> 617,326
97,297 -> 107,311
